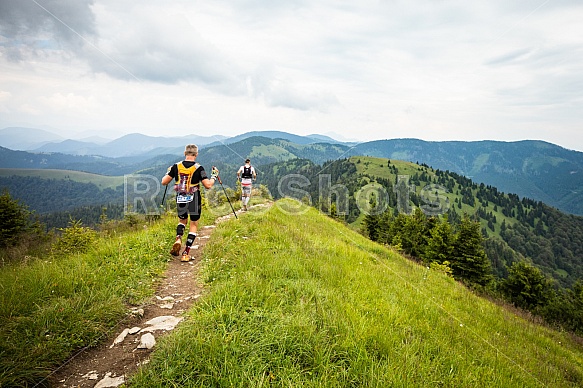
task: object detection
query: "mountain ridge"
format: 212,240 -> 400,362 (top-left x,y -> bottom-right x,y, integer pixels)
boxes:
1,131 -> 583,215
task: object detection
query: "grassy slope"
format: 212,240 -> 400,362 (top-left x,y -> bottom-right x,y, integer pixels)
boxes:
129,199 -> 583,387
0,208 -> 221,387
0,168 -> 124,190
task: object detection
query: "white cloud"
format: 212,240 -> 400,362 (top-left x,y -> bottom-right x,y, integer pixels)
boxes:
0,0 -> 582,150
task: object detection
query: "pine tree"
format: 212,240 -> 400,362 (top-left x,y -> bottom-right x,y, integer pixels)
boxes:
400,208 -> 428,257
364,193 -> 380,241
424,215 -> 454,264
451,214 -> 493,286
0,190 -> 31,248
501,261 -> 554,310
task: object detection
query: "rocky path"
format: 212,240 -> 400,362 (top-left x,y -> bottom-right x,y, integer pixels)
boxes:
47,206 -> 258,388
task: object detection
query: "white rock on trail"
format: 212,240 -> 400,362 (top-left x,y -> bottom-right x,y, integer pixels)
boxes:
160,302 -> 175,309
129,326 -> 141,334
140,315 -> 183,332
82,370 -> 99,380
137,333 -> 156,349
110,328 -> 129,348
94,372 -> 125,388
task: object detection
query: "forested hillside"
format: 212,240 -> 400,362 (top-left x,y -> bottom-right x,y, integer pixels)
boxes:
0,170 -> 129,229
0,146 -> 147,175
3,135 -> 583,215
260,156 -> 583,289
351,139 -> 583,215
0,176 -> 124,214
197,136 -> 348,166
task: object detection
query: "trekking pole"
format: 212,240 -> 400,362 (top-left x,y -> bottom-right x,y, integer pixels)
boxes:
161,184 -> 169,207
215,170 -> 238,219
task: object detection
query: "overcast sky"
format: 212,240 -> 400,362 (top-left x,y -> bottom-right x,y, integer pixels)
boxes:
1,0 -> 582,150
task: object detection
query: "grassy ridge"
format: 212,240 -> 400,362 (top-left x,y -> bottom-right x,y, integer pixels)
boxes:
129,199 -> 583,387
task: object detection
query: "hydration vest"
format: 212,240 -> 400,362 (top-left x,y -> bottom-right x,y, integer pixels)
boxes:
174,162 -> 201,193
241,165 -> 253,179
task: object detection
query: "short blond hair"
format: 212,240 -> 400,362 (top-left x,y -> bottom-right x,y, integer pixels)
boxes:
184,144 -> 198,156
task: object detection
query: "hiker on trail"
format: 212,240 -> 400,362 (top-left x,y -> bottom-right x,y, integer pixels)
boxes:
237,158 -> 256,211
161,144 -> 219,262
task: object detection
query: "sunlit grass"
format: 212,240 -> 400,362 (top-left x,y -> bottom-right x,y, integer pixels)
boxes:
130,199 -> 583,387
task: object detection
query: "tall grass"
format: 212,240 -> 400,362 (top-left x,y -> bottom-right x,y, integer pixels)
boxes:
130,199 -> 583,387
0,209 -> 216,387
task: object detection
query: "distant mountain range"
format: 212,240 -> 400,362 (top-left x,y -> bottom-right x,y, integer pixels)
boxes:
195,137 -> 583,215
0,127 -> 341,158
1,128 -> 582,215
0,127 -> 65,150
0,127 -> 228,157
209,130 -> 347,146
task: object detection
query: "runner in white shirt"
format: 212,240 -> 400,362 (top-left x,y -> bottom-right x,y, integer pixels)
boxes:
236,158 -> 257,211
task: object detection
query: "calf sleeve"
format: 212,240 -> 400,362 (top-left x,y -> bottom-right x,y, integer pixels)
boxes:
183,233 -> 197,255
176,223 -> 186,237
186,233 -> 196,247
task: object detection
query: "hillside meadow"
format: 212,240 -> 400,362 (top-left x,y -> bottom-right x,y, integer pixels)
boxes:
1,196 -> 582,386
129,199 -> 583,387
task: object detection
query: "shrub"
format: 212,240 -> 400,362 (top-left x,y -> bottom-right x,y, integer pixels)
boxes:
52,219 -> 97,255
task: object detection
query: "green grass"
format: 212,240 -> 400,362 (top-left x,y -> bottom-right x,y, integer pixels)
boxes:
129,199 -> 583,387
250,145 -> 296,161
352,155 -> 422,178
0,208 -> 221,387
0,168 -> 125,189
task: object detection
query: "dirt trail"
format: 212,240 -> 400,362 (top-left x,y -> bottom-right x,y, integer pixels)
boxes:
48,205 -> 263,388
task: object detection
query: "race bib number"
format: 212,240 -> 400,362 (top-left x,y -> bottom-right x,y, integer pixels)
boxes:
176,193 -> 194,203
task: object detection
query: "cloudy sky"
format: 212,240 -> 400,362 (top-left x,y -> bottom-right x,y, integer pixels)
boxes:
1,0 -> 582,150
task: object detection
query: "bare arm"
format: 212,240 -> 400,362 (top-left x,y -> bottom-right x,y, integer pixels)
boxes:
201,177 -> 216,190
161,174 -> 173,186
201,166 -> 219,189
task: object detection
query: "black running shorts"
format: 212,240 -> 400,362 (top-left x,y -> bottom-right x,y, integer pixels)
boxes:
177,192 -> 202,221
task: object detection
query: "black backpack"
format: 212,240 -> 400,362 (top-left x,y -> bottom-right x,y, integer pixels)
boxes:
242,165 -> 253,179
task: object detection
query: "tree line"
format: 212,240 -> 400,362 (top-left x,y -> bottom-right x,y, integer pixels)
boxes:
363,204 -> 583,335
0,176 -> 125,214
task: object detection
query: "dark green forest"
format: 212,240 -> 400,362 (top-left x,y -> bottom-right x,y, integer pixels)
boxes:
0,176 -> 124,214
37,203 -> 127,230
